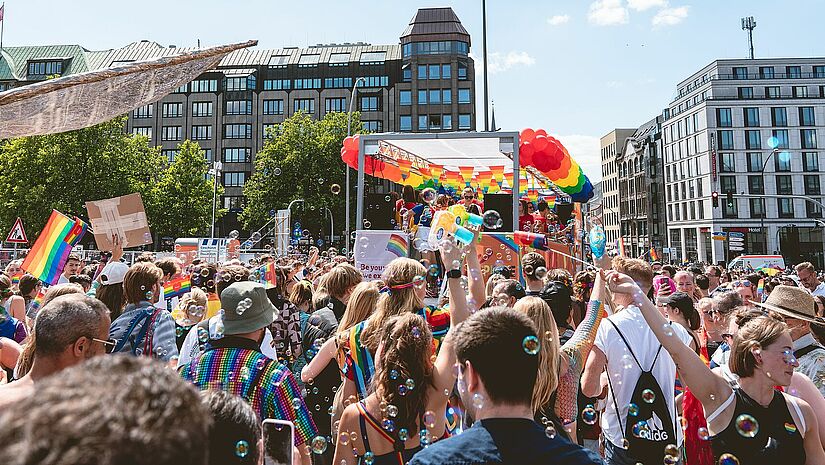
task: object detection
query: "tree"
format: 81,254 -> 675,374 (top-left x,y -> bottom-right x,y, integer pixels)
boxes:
0,115 -> 162,237
241,111 -> 363,236
149,140 -> 222,239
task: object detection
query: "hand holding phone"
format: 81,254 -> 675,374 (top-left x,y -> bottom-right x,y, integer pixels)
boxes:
262,419 -> 294,465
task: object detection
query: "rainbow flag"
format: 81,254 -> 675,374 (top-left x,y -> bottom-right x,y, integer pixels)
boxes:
385,234 -> 408,258
205,292 -> 221,319
10,272 -> 22,286
546,195 -> 556,210
21,210 -> 88,285
757,278 -> 765,297
259,262 -> 277,288
650,247 -> 659,261
617,238 -> 627,257
163,275 -> 191,300
29,288 -> 45,314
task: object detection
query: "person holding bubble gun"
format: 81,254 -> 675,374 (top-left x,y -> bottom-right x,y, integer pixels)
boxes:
428,208 -> 475,248
448,204 -> 483,230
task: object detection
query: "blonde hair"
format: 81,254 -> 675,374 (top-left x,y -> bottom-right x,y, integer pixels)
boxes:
514,296 -> 561,416
337,281 -> 380,336
179,288 -> 208,322
361,258 -> 425,354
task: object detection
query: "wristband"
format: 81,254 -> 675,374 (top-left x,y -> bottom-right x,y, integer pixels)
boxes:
447,269 -> 462,279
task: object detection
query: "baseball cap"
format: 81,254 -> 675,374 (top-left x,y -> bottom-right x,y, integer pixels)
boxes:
220,281 -> 276,335
99,261 -> 129,285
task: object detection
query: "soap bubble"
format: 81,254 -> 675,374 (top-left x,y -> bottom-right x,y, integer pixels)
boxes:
482,210 -> 503,229
229,230 -> 240,239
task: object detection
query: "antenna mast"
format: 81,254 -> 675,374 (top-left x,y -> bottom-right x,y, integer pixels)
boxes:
741,16 -> 756,59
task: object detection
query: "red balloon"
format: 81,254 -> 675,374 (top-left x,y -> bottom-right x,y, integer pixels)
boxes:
520,142 -> 535,167
545,142 -> 562,159
533,135 -> 549,152
548,156 -> 562,171
533,153 -> 552,172
535,129 -> 547,138
520,128 -> 536,145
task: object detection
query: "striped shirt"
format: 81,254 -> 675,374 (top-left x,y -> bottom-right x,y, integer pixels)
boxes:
179,336 -> 317,446
109,301 -> 179,361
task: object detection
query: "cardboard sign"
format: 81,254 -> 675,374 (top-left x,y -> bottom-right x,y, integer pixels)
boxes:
85,193 -> 152,250
354,230 -> 410,281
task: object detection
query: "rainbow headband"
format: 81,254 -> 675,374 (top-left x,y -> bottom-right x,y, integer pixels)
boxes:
380,277 -> 424,294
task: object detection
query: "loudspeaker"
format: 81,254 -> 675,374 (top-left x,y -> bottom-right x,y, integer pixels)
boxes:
364,193 -> 396,230
555,203 -> 574,224
482,194 -> 514,232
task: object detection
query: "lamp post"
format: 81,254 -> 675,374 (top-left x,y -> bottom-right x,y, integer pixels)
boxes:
345,77 -> 366,253
324,207 -> 335,247
209,161 -> 223,259
760,148 -> 782,254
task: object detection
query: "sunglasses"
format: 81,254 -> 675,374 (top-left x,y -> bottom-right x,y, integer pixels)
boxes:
463,196 -> 474,200
732,280 -> 753,288
92,337 -> 118,354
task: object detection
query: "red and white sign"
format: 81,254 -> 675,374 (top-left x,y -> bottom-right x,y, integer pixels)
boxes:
5,217 -> 27,244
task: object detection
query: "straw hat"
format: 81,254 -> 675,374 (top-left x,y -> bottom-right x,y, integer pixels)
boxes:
753,285 -> 823,325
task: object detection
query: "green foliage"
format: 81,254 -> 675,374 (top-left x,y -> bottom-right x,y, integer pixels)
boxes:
241,111 -> 363,232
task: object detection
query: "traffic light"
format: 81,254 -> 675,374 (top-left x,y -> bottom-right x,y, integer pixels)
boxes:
712,191 -> 719,208
726,191 -> 734,208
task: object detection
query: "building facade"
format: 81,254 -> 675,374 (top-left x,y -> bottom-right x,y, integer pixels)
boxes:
600,129 -> 635,247
0,7 -> 476,235
663,58 -> 825,267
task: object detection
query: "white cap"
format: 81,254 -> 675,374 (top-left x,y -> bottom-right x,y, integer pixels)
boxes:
99,261 -> 129,285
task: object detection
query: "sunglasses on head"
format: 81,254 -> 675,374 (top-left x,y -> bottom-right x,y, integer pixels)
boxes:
732,280 -> 753,288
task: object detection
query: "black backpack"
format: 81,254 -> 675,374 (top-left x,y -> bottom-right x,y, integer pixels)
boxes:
605,319 -> 677,464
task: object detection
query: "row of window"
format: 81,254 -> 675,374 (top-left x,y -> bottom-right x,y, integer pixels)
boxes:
717,107 -> 817,128
718,198 -> 822,219
729,65 -> 825,80
174,76 -> 392,94
716,129 -> 817,150
719,174 -> 822,196
399,88 -> 472,105
27,61 -> 63,76
402,41 -> 469,57
399,114 -> 472,131
404,63 -> 468,82
718,151 -> 819,173
161,148 -> 213,164
735,85 -> 818,99
266,51 -> 389,68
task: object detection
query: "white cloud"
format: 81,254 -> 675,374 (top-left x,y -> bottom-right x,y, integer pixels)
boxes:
485,51 -> 536,74
606,80 -> 624,88
587,0 -> 628,26
547,14 -> 571,26
652,6 -> 689,27
552,134 -> 603,182
627,0 -> 668,11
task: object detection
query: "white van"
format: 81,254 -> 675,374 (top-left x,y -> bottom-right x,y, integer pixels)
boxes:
727,254 -> 786,271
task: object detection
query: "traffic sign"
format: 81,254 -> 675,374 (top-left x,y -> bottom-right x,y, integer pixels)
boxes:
730,245 -> 745,252
729,232 -> 745,238
5,217 -> 27,244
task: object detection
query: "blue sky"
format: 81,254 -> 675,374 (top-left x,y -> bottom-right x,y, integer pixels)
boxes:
4,0 -> 825,182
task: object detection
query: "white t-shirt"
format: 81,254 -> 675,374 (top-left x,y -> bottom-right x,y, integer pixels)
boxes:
177,315 -> 277,367
594,305 -> 692,449
812,282 -> 825,297
57,275 -> 69,284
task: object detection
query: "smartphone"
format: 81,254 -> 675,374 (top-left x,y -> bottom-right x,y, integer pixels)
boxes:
262,419 -> 294,465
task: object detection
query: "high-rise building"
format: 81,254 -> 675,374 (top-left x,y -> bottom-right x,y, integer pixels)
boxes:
600,128 -> 635,247
663,58 -> 825,266
0,7 -> 476,235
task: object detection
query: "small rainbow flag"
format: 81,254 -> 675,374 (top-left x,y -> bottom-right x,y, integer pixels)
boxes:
21,210 -> 88,285
617,238 -> 627,257
259,262 -> 277,288
10,272 -> 22,286
163,275 -> 191,300
546,195 -> 556,210
29,288 -> 45,314
650,247 -> 659,261
205,292 -> 221,319
757,278 -> 765,296
385,234 -> 408,258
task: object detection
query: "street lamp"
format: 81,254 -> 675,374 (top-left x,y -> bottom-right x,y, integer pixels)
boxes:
345,77 -> 366,254
209,161 -> 223,248
760,148 -> 784,254
324,207 -> 335,247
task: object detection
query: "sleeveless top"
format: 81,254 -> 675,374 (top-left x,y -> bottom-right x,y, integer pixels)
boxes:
708,388 -> 806,465
355,402 -> 423,465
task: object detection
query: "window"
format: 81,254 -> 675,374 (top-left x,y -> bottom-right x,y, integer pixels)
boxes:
191,79 -> 217,93
402,67 -> 412,82
775,151 -> 792,171
717,108 -> 732,127
27,60 -> 62,75
294,78 -> 321,89
815,65 -> 825,78
133,104 -> 153,118
223,172 -> 247,187
161,126 -> 181,141
733,67 -> 748,79
442,89 -> 452,104
804,152 -> 819,172
329,53 -> 350,66
738,87 -> 754,99
458,63 -> 467,79
748,175 -> 764,194
805,175 -> 821,195
400,116 -> 412,131
224,124 -> 252,139
357,76 -> 388,87
223,148 -> 251,163
786,66 -> 802,78
293,99 -> 315,114
418,116 -> 428,131
747,152 -> 763,171
417,90 -> 427,104
161,149 -> 178,163
779,198 -> 794,218
359,51 -> 386,64
443,114 -> 453,130
442,64 -> 451,79
160,102 -> 183,118
203,149 -> 213,163
766,86 -> 780,98
428,90 -> 441,104
760,66 -> 775,79
720,153 -> 736,172
720,175 -> 737,193
360,96 -> 379,111
750,198 -> 765,218
324,98 -> 346,113
225,76 -> 255,91
772,129 -> 789,149
800,107 -> 816,126
268,55 -> 290,68
262,124 -> 277,138
808,199 -> 823,218
225,100 -> 252,115
458,88 -> 471,104
132,127 -> 152,138
263,99 -> 284,115
401,41 -> 469,57
324,77 -> 353,88
794,86 -> 809,98
223,196 -> 246,211
777,175 -> 793,195
426,114 -> 441,130
191,101 -> 212,117
744,107 -> 760,127
459,114 -> 471,129
191,125 -> 212,140
297,54 -> 320,67
172,84 -> 187,93
418,65 -> 427,80
724,198 -> 739,218
745,130 -> 761,149
771,107 -> 787,126
263,79 -> 290,90
718,130 -> 734,150
364,121 -> 383,132
428,64 -> 440,80
400,90 -> 412,106
802,129 -> 818,149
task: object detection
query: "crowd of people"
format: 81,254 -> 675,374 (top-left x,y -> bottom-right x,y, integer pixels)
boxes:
2,218 -> 825,465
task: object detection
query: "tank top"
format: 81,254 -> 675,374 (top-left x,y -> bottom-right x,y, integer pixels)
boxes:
355,402 -> 423,465
708,389 -> 806,465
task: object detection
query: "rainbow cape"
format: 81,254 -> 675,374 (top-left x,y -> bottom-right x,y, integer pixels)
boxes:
21,210 -> 87,285
385,234 -> 408,258
164,275 -> 191,299
259,262 -> 277,288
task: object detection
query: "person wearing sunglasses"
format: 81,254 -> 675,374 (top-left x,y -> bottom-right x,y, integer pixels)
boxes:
460,186 -> 482,215
0,294 -> 111,409
732,280 -> 756,307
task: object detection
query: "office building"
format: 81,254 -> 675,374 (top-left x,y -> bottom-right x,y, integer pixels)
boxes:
0,7 -> 476,235
663,58 -> 825,266
600,128 -> 635,247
